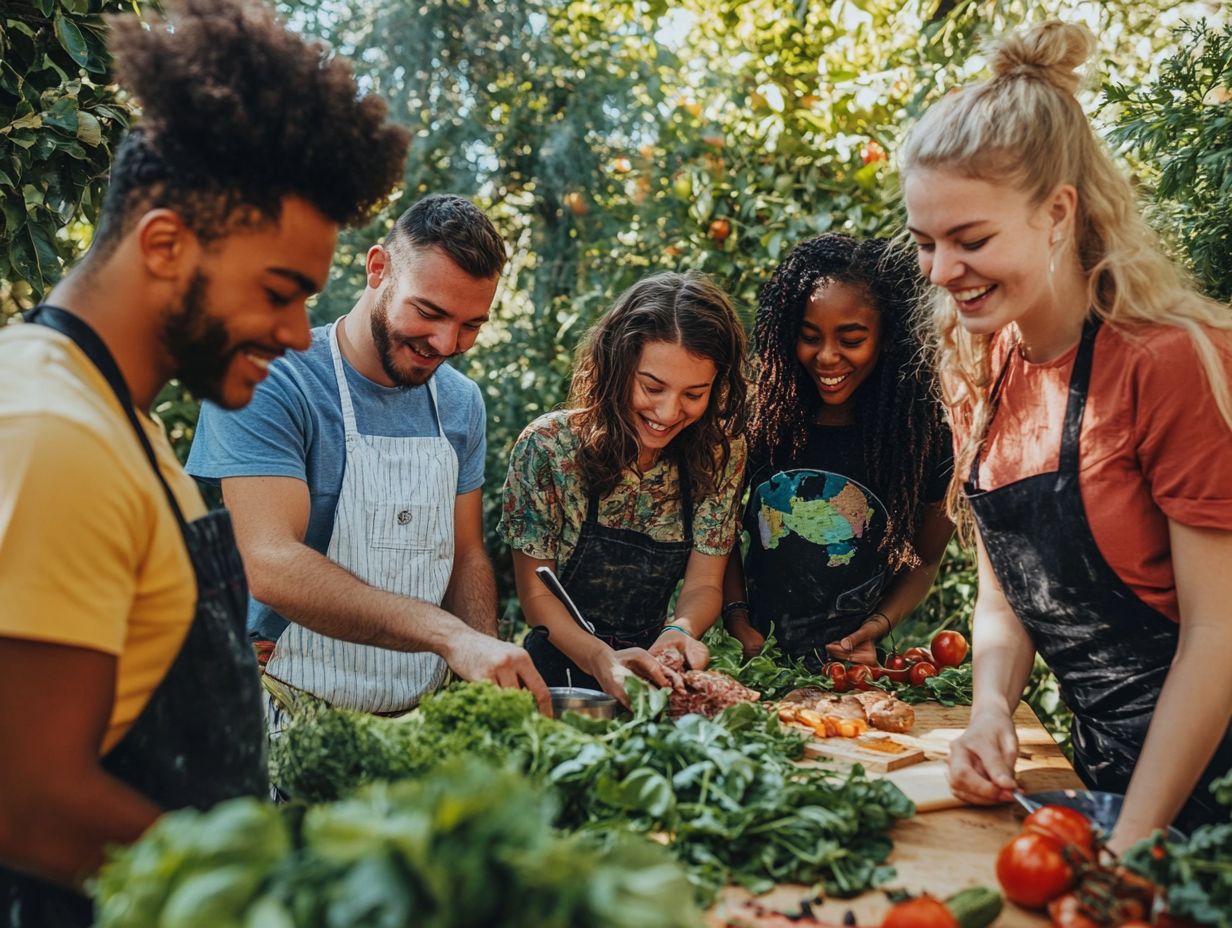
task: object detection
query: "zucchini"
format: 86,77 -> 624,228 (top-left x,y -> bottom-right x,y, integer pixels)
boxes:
945,886 -> 1003,928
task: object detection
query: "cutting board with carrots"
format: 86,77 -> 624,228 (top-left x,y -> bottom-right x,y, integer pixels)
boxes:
800,702 -> 1082,812
802,733 -> 928,771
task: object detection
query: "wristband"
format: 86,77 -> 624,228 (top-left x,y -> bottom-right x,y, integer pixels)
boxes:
659,623 -> 693,638
721,600 -> 751,621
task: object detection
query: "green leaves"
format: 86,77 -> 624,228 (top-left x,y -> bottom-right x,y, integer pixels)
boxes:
54,14 -> 91,70
2,1 -> 146,314
96,764 -> 705,928
1122,775 -> 1232,928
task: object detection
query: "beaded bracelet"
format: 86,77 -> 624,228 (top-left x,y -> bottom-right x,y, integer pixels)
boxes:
721,600 -> 751,621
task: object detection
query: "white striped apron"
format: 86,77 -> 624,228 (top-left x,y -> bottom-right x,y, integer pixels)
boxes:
264,320 -> 455,715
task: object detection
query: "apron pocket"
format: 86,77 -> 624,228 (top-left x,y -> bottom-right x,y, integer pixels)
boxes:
371,503 -> 436,550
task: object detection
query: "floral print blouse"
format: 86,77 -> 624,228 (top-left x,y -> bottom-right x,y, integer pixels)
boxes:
498,410 -> 746,567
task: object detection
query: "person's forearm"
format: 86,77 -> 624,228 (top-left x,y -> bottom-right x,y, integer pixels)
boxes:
246,540 -> 475,656
672,580 -> 722,638
970,597 -> 1036,719
442,546 -> 498,636
520,589 -> 611,677
870,558 -> 945,629
0,766 -> 159,889
1114,625 -> 1232,847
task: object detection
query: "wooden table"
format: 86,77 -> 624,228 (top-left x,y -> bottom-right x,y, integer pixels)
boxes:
709,701 -> 1083,927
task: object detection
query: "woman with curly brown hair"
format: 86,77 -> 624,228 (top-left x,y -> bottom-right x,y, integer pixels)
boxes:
500,271 -> 748,704
724,234 -> 954,668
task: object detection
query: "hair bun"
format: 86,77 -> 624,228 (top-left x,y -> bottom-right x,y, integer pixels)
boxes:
989,21 -> 1093,96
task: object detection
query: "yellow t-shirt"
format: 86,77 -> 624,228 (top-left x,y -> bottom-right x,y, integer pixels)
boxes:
0,324 -> 207,753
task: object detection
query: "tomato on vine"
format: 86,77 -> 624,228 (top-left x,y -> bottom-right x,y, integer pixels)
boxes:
996,832 -> 1074,909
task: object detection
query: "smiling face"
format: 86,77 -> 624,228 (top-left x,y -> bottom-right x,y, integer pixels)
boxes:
903,167 -> 1060,337
368,244 -> 499,387
795,279 -> 882,423
163,196 -> 335,409
628,339 -> 717,465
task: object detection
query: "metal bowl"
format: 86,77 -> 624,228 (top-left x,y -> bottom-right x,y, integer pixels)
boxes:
548,686 -> 619,720
1022,790 -> 1188,843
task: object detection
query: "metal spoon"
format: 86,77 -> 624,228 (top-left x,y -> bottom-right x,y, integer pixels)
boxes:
534,566 -> 597,635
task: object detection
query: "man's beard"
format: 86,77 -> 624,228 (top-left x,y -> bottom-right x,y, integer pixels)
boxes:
161,270 -> 236,407
370,285 -> 442,387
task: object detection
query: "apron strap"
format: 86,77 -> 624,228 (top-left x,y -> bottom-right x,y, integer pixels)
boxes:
1058,317 -> 1102,475
967,341 -> 1016,491
25,305 -> 189,532
327,320 -> 360,444
967,318 -> 1101,491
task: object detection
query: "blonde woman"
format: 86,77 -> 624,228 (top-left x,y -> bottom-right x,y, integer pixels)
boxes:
902,21 -> 1232,848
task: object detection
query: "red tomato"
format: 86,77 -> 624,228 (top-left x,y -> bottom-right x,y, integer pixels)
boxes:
908,661 -> 937,686
997,832 -> 1073,909
880,656 -> 910,683
846,664 -> 873,690
1024,806 -> 1095,858
1046,892 -> 1099,928
823,661 -> 850,693
881,895 -> 958,928
930,630 -> 969,668
903,646 -> 933,665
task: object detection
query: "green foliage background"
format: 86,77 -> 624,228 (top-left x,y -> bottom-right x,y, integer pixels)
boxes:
4,0 -> 1230,745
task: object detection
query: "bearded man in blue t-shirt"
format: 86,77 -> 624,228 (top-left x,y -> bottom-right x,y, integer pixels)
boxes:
188,194 -> 550,726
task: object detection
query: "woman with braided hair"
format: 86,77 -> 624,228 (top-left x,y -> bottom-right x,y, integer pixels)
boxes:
903,21 -> 1232,844
723,233 -> 954,668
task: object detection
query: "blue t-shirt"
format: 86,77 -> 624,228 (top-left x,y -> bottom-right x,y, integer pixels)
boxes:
186,322 -> 486,639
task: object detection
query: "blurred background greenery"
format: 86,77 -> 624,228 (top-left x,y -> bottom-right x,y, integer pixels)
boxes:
5,0 -> 1231,745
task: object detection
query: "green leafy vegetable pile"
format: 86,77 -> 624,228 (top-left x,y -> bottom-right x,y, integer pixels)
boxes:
271,680 -> 914,902
94,760 -> 703,928
1122,772 -> 1232,928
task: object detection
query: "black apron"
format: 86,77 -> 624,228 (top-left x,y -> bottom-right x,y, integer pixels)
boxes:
743,468 -> 890,666
0,307 -> 268,927
526,470 -> 694,689
967,318 -> 1232,833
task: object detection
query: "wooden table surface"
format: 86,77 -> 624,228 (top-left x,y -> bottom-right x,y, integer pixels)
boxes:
708,701 -> 1084,927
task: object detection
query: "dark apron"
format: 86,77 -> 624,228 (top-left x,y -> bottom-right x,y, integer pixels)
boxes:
526,470 -> 694,689
967,318 -> 1232,833
743,469 -> 890,666
0,307 -> 268,927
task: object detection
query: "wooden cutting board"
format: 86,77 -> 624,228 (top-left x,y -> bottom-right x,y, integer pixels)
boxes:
803,734 -> 928,772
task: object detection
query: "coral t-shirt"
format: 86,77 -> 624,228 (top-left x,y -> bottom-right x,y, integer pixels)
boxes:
969,322 -> 1232,622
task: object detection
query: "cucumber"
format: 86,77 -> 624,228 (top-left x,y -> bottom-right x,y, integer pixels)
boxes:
945,886 -> 1004,928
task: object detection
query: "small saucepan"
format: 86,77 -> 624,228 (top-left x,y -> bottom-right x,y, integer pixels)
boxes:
549,686 -> 619,720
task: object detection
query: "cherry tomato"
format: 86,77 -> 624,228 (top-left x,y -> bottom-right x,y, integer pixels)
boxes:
881,895 -> 958,928
880,656 -> 910,683
846,664 -> 873,690
903,646 -> 934,665
908,661 -> 937,686
930,630 -> 969,668
997,832 -> 1073,909
822,661 -> 850,693
1024,806 -> 1095,858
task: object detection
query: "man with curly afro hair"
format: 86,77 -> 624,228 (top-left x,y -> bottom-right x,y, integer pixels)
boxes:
0,1 -> 406,922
